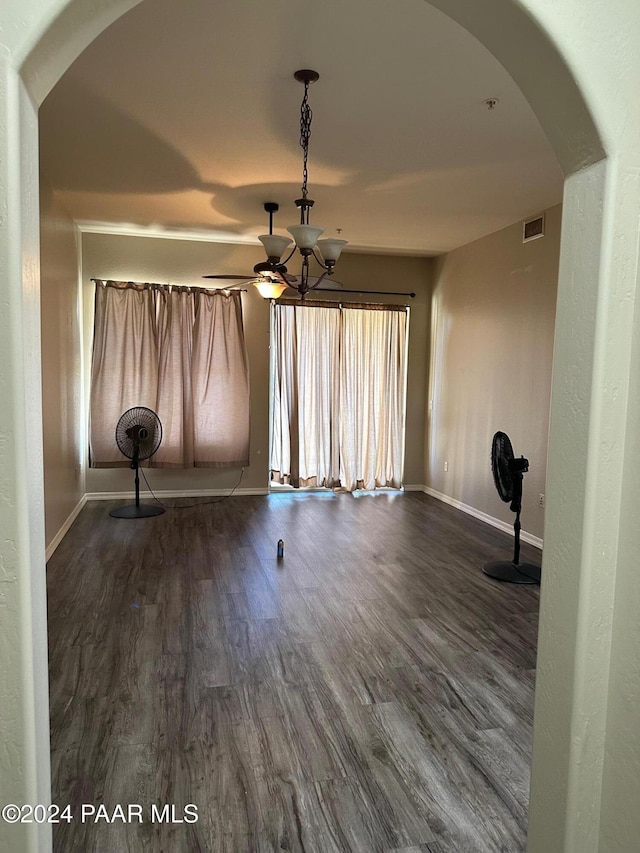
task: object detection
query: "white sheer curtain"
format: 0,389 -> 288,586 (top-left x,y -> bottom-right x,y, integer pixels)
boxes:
270,300 -> 408,491
340,306 -> 407,490
89,280 -> 249,468
270,303 -> 341,487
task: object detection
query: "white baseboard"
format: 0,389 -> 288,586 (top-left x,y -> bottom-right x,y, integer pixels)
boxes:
420,485 -> 543,550
84,486 -> 269,500
46,495 -> 87,561
47,485 -> 542,558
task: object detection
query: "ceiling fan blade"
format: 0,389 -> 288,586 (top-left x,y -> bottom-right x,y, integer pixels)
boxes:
202,274 -> 257,280
287,276 -> 343,290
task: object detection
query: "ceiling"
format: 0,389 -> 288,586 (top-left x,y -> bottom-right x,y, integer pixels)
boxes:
39,0 -> 563,256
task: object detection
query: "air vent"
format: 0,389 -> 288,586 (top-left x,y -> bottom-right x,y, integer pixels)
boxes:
523,214 -> 545,243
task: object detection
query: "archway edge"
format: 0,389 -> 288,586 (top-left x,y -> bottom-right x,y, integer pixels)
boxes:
17,0 -> 605,175
16,0 -> 143,105
3,2 -> 637,853
425,0 -> 606,174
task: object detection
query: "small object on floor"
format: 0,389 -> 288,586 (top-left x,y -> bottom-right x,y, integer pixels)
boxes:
130,602 -> 140,609
277,539 -> 285,559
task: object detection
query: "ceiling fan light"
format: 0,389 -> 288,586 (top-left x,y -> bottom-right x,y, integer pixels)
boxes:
317,238 -> 348,263
253,281 -> 288,299
258,234 -> 292,260
287,224 -> 324,250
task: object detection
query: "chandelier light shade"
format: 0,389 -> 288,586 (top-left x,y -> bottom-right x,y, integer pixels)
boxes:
258,234 -> 292,261
253,69 -> 348,299
287,224 -> 324,250
317,238 -> 348,262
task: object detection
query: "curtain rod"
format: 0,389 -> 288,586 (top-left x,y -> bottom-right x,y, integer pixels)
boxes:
313,287 -> 416,297
279,298 -> 409,312
90,278 -> 247,292
89,279 -> 409,298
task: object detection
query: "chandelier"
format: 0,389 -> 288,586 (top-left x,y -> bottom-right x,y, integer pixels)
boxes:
253,70 -> 347,299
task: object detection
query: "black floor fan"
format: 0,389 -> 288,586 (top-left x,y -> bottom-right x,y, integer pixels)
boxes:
109,407 -> 165,519
483,431 -> 541,584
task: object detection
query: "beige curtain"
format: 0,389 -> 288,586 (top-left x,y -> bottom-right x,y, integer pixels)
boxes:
89,280 -> 249,468
153,286 -> 194,467
270,301 -> 407,491
89,282 -> 159,466
191,288 -> 250,468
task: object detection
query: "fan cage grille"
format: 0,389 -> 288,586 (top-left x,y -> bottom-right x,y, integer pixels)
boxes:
115,407 -> 162,461
491,430 -> 515,503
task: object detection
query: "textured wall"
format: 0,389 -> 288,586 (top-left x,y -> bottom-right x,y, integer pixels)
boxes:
0,60 -> 52,853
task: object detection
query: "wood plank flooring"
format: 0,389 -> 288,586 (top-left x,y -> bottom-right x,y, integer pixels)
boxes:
47,492 -> 540,852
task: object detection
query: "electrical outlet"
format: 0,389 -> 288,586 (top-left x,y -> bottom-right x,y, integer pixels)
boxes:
444,461 -> 448,472
539,493 -> 545,507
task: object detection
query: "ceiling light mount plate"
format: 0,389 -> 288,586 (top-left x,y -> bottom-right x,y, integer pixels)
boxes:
294,69 -> 320,85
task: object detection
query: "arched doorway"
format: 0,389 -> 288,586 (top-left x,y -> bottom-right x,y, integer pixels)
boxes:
2,2 -> 639,851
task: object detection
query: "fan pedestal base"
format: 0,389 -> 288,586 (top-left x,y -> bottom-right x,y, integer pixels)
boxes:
483,560 -> 541,584
110,504 -> 165,519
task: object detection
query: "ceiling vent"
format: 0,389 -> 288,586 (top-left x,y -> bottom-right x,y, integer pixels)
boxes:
523,214 -> 545,243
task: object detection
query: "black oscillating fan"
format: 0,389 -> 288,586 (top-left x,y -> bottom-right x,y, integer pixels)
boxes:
109,407 -> 165,519
483,431 -> 541,584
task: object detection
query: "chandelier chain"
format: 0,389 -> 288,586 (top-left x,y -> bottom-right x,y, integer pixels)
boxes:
248,70 -> 347,300
299,80 -> 312,203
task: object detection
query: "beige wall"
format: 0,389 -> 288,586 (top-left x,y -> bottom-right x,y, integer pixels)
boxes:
81,232 -> 431,495
426,204 -> 561,541
40,182 -> 83,548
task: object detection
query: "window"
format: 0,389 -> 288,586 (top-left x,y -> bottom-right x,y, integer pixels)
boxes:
270,300 -> 408,491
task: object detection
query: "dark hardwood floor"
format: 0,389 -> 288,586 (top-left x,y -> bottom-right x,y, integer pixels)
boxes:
47,491 -> 540,852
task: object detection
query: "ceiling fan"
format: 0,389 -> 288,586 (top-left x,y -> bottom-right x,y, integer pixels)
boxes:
202,201 -> 343,298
